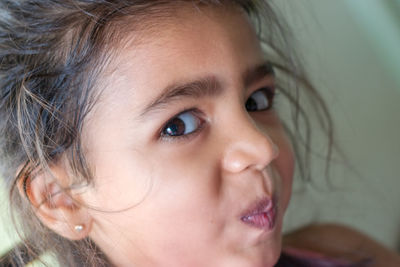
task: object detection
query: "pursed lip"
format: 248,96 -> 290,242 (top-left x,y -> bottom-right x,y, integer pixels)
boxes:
239,196 -> 277,230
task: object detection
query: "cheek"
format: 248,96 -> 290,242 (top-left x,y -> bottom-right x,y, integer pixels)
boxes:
82,147 -> 157,211
252,114 -> 295,211
274,132 -> 295,211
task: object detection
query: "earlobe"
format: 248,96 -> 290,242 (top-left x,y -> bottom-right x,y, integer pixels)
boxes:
17,164 -> 93,240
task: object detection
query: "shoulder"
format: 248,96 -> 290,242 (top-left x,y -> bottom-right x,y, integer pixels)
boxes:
283,223 -> 400,267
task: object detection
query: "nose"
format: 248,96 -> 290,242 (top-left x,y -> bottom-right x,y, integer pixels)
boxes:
221,114 -> 279,174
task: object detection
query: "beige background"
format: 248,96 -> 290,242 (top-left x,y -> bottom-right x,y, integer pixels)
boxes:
276,0 -> 400,251
1,0 -> 399,260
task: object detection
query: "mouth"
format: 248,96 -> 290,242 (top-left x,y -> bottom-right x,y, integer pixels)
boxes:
240,196 -> 277,230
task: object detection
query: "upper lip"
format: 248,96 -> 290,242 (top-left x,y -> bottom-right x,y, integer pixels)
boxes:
239,195 -> 276,220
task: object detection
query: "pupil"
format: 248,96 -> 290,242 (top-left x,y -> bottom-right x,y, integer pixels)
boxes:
246,98 -> 257,111
166,118 -> 186,136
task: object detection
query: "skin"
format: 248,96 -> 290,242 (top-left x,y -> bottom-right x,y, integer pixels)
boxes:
76,6 -> 294,267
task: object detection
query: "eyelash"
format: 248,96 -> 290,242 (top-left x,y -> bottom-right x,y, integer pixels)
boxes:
159,108 -> 206,141
159,86 -> 276,141
245,86 -> 275,112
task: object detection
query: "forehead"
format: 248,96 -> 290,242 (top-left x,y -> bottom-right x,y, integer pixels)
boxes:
91,4 -> 263,118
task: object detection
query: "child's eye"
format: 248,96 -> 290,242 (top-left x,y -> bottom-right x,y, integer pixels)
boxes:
245,87 -> 275,112
161,109 -> 205,138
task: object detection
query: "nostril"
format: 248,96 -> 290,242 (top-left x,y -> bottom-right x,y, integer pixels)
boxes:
253,141 -> 279,171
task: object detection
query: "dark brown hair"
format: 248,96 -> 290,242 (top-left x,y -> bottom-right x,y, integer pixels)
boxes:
0,0 -> 332,266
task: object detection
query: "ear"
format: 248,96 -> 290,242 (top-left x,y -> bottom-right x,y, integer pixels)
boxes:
17,164 -> 93,240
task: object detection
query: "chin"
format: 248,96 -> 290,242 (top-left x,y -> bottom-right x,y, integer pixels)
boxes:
258,217 -> 283,266
238,248 -> 282,267
242,226 -> 283,267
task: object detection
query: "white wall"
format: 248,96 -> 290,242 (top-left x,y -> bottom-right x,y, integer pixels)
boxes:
0,184 -> 17,255
276,0 -> 400,250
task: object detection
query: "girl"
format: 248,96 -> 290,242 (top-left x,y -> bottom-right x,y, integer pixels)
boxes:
0,0 -> 399,266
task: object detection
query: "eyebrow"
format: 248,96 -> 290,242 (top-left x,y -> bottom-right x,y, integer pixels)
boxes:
139,62 -> 274,118
244,62 -> 274,88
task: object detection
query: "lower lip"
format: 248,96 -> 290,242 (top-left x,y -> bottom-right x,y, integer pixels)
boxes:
241,205 -> 277,230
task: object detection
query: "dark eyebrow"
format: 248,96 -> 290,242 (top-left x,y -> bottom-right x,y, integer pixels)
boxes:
139,76 -> 222,118
244,62 -> 274,88
139,62 -> 274,118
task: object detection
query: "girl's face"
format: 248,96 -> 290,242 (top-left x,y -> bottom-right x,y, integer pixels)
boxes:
80,5 -> 294,267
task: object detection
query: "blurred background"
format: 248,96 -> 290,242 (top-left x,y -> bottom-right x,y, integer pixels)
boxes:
1,0 -> 399,262
275,0 -> 400,251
